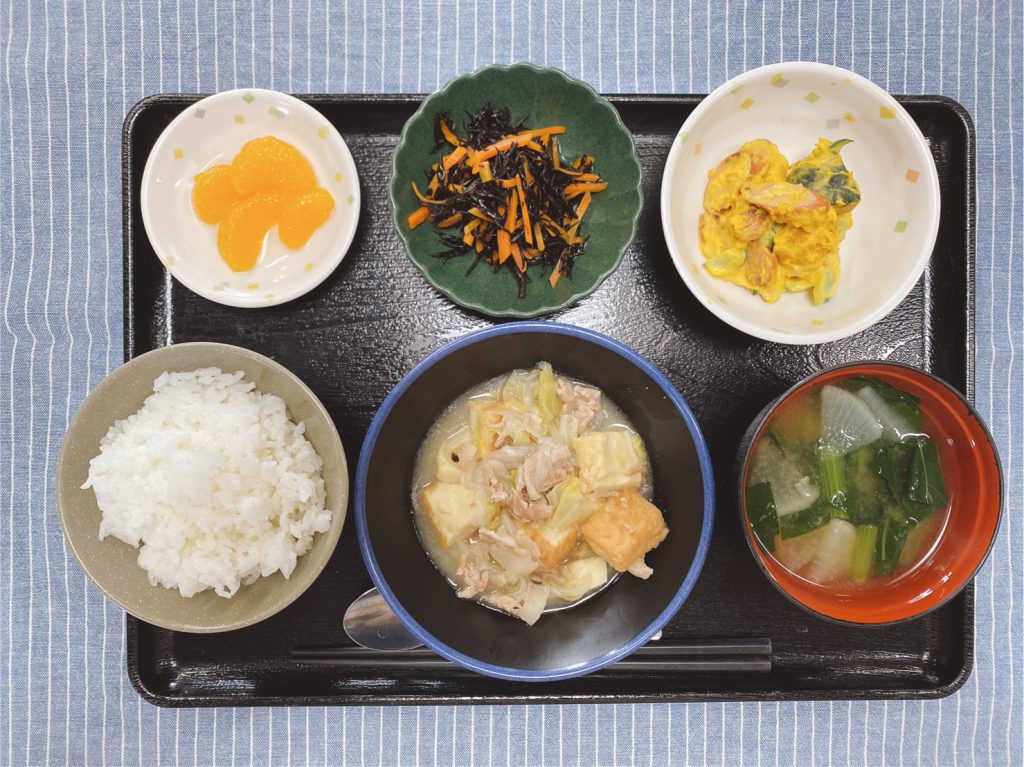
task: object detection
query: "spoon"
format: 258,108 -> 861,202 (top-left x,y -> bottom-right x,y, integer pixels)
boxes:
343,585 -> 663,652
343,587 -> 423,651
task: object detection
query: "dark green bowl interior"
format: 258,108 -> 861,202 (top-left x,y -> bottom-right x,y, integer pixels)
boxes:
389,64 -> 643,318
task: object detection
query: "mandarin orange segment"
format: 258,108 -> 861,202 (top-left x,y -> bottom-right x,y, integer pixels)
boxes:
216,192 -> 286,271
277,188 -> 336,249
192,163 -> 243,224
229,136 -> 317,196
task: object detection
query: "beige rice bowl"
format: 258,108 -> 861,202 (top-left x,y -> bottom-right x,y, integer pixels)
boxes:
82,368 -> 332,598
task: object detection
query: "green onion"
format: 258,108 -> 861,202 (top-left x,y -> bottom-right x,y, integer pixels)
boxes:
819,450 -> 850,520
851,525 -> 879,583
746,481 -> 779,553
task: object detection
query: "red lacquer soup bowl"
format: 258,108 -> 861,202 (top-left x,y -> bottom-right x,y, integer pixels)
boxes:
736,361 -> 1003,626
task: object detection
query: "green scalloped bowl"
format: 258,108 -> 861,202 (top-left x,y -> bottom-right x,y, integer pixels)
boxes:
389,63 -> 643,318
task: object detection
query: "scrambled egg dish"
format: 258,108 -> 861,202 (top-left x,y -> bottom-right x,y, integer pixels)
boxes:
698,138 -> 860,304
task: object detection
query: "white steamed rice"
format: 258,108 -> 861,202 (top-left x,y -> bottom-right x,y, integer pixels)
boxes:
82,367 -> 331,598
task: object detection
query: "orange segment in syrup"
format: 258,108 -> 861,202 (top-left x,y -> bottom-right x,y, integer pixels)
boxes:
278,188 -> 336,249
229,136 -> 317,196
192,164 -> 243,224
216,192 -> 286,272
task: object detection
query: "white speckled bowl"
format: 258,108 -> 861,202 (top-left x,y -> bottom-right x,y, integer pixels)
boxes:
661,62 -> 940,345
141,88 -> 361,308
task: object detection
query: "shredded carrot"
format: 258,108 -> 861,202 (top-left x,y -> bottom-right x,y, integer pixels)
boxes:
407,206 -> 430,229
516,176 -> 533,244
510,242 -> 525,272
470,126 -> 566,167
497,229 -> 511,263
439,119 -> 461,146
564,182 -> 608,198
405,108 -> 606,299
505,189 -> 519,232
566,192 -> 593,241
441,145 -> 467,171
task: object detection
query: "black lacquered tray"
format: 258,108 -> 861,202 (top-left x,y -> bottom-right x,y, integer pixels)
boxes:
122,93 -> 975,706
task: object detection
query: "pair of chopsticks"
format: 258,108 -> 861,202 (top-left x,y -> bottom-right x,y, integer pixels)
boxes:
290,638 -> 772,673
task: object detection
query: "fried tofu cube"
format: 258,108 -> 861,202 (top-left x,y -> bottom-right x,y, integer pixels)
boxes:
521,521 -> 580,570
581,489 -> 668,572
419,482 -> 487,548
572,430 -> 647,492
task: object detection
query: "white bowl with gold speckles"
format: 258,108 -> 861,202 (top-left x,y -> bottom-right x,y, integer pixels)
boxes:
661,61 -> 940,345
141,88 -> 361,308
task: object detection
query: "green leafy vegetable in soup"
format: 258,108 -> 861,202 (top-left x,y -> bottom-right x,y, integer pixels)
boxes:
746,376 -> 949,587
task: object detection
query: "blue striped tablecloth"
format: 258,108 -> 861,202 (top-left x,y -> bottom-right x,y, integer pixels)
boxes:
1,2 -> 1020,765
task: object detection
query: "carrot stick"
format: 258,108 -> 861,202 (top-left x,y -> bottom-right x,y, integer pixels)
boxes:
407,206 -> 430,229
505,189 -> 519,232
510,242 -> 525,271
566,192 -> 592,240
549,262 -> 563,287
442,145 -> 467,171
440,119 -> 461,146
437,212 -> 463,228
516,176 -> 533,244
497,230 -> 511,263
470,126 -> 566,167
463,219 -> 480,245
563,182 -> 608,197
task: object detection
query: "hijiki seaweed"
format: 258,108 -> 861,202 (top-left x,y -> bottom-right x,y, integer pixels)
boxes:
406,105 -> 607,299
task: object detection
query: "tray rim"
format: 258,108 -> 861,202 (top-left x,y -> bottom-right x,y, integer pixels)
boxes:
121,92 -> 977,708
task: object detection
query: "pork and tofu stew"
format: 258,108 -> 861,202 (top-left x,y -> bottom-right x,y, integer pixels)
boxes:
411,362 -> 669,625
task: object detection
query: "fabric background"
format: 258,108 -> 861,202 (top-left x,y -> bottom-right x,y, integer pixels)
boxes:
1,1 -> 1021,765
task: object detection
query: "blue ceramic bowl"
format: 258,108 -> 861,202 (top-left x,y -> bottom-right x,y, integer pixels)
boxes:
355,323 -> 714,681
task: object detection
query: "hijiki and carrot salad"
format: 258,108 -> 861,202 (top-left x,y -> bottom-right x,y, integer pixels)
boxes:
406,106 -> 608,299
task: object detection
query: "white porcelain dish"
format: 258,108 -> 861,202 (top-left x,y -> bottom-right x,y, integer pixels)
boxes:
661,62 -> 940,345
141,88 -> 361,308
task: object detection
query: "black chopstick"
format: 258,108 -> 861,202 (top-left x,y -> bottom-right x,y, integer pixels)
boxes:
290,639 -> 772,673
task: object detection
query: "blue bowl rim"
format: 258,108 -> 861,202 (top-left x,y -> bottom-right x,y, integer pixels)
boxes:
354,321 -> 717,682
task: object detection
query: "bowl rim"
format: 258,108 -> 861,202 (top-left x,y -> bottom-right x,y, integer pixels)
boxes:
660,60 -> 942,345
56,341 -> 349,633
139,87 -> 362,309
354,321 -> 716,681
735,359 -> 1004,627
387,62 -> 644,319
